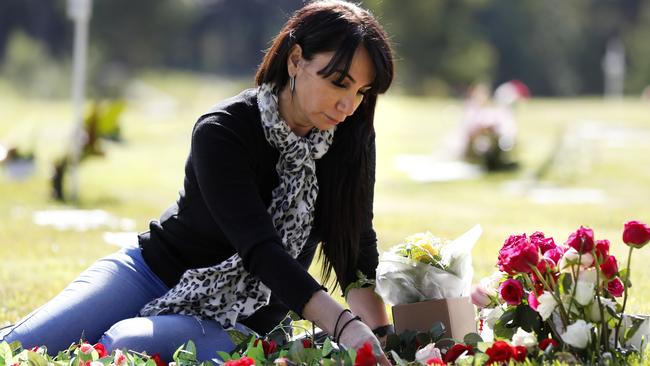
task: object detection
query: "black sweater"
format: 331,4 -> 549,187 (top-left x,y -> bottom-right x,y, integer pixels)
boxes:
139,88 -> 379,329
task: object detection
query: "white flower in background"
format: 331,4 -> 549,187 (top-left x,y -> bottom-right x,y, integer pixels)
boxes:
485,305 -> 505,328
559,248 -> 594,273
561,320 -> 593,349
575,268 -> 597,306
415,343 -> 442,365
537,292 -> 558,321
512,327 -> 538,350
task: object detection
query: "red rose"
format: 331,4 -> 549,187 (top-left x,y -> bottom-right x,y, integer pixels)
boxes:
595,240 -> 610,261
498,234 -> 539,274
93,343 -> 108,358
608,277 -> 625,297
254,339 -> 277,357
485,341 -> 514,365
566,226 -> 594,253
426,358 -> 445,365
622,221 -> 650,248
354,342 -> 377,366
530,231 -> 556,254
443,343 -> 474,363
512,345 -> 527,362
302,339 -> 313,348
599,255 -> 618,279
499,278 -> 524,305
151,354 -> 166,366
225,357 -> 255,366
539,338 -> 559,351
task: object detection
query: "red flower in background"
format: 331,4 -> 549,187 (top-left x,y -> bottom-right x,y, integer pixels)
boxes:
498,234 -> 539,274
608,277 -> 625,297
302,339 -> 313,348
93,343 -> 108,358
600,255 -> 618,278
566,226 -> 595,254
530,231 -> 556,254
539,338 -> 559,351
426,358 -> 445,365
485,341 -> 514,365
499,279 -> 524,305
443,343 -> 474,363
512,346 -> 527,362
254,339 -> 277,357
354,342 -> 377,366
595,239 -> 610,261
622,221 -> 650,248
151,354 -> 166,366
224,356 -> 256,366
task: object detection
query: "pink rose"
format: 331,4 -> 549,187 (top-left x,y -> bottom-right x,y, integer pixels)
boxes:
530,231 -> 556,254
599,255 -> 618,279
498,234 -> 539,274
595,239 -> 610,261
622,220 -> 650,248
566,226 -> 595,253
543,246 -> 566,265
499,278 -> 524,305
79,343 -> 94,355
607,277 -> 624,297
471,285 -> 492,308
528,291 -> 539,311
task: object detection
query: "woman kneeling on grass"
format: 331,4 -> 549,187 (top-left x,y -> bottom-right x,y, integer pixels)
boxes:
1,1 -> 394,363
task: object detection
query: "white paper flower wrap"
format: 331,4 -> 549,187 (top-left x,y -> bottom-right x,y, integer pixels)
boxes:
375,225 -> 481,305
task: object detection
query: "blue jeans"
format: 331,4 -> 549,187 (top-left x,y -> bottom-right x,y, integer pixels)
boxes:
0,246 -> 251,362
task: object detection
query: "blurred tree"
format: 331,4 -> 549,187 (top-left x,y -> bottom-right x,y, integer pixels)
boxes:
1,0 -> 649,96
365,0 -> 496,95
625,0 -> 650,94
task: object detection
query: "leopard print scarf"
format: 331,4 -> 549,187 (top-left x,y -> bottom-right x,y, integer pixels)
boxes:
139,84 -> 335,328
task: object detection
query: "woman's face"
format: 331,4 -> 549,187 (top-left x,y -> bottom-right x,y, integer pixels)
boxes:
282,45 -> 375,136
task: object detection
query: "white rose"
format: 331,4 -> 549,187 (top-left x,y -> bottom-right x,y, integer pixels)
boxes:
512,327 -> 538,350
485,305 -> 505,328
559,248 -> 594,273
480,271 -> 506,297
536,292 -> 558,321
415,343 -> 442,365
561,320 -> 593,349
574,268 -> 597,306
588,297 -> 617,322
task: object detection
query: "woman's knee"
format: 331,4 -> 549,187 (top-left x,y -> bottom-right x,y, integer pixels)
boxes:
100,317 -> 155,354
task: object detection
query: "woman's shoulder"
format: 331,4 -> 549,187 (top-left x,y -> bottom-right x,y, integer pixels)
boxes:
195,88 -> 261,132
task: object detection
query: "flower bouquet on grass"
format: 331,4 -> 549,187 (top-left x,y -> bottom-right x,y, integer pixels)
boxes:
374,225 -> 481,357
375,225 -> 482,306
469,220 -> 650,365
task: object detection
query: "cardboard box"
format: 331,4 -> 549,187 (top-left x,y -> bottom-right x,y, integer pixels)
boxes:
392,297 -> 477,339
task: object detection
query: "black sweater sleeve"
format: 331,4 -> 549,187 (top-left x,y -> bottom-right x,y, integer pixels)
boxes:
190,115 -> 322,315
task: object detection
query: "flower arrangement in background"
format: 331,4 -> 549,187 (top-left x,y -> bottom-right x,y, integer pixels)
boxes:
471,220 -> 650,364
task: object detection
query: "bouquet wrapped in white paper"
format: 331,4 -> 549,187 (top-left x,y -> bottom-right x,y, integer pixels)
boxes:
375,225 -> 482,306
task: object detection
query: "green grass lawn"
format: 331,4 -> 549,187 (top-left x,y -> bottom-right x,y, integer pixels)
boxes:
1,72 -> 650,328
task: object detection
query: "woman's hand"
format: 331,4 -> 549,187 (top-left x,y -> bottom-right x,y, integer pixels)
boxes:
336,312 -> 392,366
302,290 -> 392,366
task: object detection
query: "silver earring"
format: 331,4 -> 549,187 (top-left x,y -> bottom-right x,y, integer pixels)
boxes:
289,75 -> 295,92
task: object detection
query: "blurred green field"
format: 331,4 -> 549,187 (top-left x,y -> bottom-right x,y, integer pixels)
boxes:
1,72 -> 650,327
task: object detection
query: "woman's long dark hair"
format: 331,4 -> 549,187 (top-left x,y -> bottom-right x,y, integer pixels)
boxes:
255,0 -> 394,290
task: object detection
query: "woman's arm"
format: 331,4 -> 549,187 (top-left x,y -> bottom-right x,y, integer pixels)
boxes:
302,290 -> 391,366
346,286 -> 389,331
